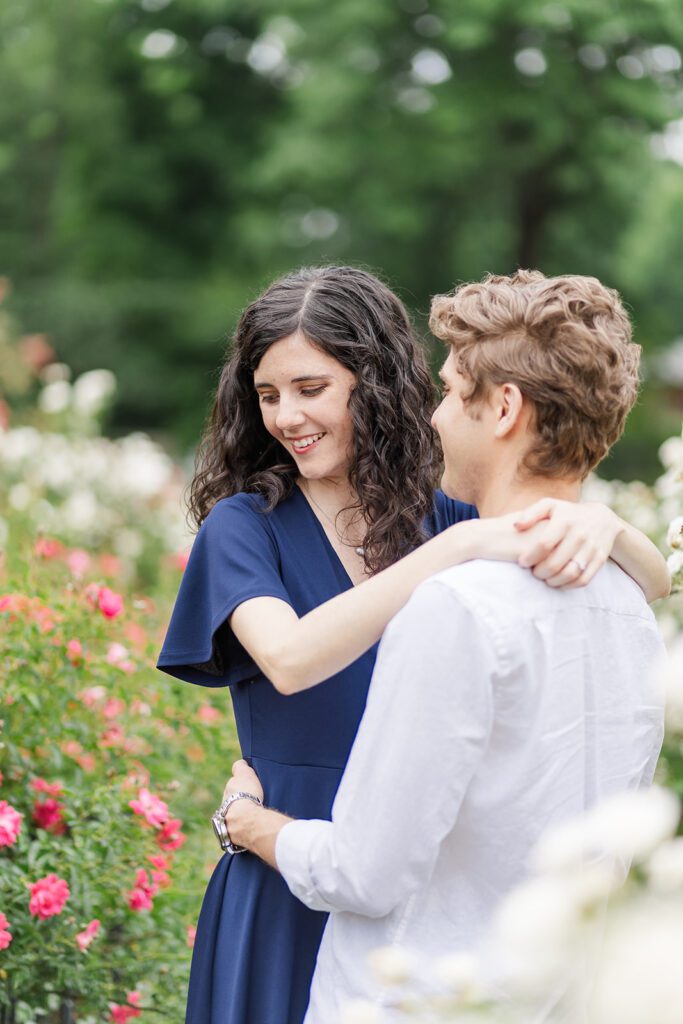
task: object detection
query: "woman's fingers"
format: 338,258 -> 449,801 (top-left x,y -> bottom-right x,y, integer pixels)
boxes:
541,550 -> 599,588
513,498 -> 556,532
517,519 -> 567,568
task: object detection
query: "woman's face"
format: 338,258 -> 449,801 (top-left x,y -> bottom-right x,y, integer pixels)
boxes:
254,331 -> 357,483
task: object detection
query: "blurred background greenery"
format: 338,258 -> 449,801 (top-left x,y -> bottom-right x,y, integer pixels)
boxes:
2,0 -> 683,478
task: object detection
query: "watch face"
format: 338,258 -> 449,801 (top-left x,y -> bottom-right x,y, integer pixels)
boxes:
211,815 -> 223,844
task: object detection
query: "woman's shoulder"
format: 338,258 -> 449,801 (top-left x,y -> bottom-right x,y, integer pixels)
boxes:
208,491 -> 269,517
432,489 -> 479,526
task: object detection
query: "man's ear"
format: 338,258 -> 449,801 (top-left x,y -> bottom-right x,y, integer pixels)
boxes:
493,383 -> 525,439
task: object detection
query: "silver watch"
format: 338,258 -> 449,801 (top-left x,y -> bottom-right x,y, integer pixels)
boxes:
211,791 -> 263,854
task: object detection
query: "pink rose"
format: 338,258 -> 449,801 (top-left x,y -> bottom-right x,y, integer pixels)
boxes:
34,537 -> 64,560
147,853 -> 170,870
0,912 -> 12,950
84,584 -> 124,619
156,818 -> 186,852
103,697 -> 126,719
186,924 -> 196,948
76,918 -> 101,952
106,643 -> 129,666
109,992 -> 141,1023
172,550 -> 190,571
29,874 -> 70,918
129,788 -> 169,829
197,703 -> 221,724
78,685 -> 106,707
33,797 -> 67,834
98,587 -> 123,619
66,639 -> 84,666
0,801 -> 22,847
67,549 -> 91,579
31,778 -> 63,796
127,886 -> 154,912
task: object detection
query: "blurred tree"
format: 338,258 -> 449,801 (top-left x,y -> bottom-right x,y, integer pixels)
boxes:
1,0 -> 682,474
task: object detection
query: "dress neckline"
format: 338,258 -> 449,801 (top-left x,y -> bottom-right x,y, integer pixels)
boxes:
293,483 -> 360,589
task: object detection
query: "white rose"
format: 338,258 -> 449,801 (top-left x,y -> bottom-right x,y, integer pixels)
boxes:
661,637 -> 683,735
646,837 -> 683,893
72,369 -> 117,418
532,788 -> 680,872
39,380 -> 72,414
367,945 -> 415,986
339,1000 -> 386,1024
667,550 -> 683,577
591,896 -> 683,1024
494,875 -> 583,994
432,951 -> 480,995
659,435 -> 683,472
667,516 -> 683,550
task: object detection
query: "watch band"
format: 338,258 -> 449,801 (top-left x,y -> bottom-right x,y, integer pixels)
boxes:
211,791 -> 263,855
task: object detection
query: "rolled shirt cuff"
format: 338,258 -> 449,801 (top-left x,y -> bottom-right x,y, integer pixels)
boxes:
275,818 -> 338,913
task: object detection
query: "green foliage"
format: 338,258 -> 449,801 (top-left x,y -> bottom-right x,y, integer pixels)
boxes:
0,535 -> 240,1021
2,0 -> 683,470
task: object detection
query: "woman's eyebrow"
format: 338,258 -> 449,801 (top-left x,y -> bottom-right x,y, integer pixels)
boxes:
254,374 -> 332,388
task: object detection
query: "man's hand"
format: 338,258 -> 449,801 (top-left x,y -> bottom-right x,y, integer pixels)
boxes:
222,759 -> 264,806
221,760 -> 292,870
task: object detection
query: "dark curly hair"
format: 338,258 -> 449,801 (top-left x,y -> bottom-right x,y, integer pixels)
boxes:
188,265 -> 439,574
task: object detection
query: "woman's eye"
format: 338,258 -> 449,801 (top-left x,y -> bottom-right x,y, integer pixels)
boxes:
301,386 -> 325,397
259,394 -> 278,404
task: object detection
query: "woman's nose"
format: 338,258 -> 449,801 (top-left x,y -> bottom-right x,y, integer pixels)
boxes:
275,397 -> 306,432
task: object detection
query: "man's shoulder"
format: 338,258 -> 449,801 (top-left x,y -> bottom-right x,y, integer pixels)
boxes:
423,559 -> 655,625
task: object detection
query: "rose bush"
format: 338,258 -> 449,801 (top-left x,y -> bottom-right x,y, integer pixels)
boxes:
0,306 -> 241,1022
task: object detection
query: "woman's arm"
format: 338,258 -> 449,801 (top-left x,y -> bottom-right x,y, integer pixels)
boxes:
230,514 -> 493,695
513,499 -> 671,603
232,498 -> 661,695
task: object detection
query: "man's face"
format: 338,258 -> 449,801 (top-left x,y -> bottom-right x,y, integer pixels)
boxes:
431,350 -> 496,503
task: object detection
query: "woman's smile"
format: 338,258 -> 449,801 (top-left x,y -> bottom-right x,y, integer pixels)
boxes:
287,431 -> 326,453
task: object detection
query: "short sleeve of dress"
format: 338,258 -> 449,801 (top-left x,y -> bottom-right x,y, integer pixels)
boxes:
430,490 -> 479,534
156,494 -> 292,688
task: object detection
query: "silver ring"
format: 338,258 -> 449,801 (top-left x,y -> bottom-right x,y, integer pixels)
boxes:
569,558 -> 586,575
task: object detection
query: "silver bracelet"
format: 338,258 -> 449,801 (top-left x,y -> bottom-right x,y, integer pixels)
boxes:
211,791 -> 263,855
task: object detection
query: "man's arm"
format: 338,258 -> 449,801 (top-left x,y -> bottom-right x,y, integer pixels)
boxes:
227,579 -> 497,917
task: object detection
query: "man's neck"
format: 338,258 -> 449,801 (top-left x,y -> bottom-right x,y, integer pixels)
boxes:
476,477 -> 582,518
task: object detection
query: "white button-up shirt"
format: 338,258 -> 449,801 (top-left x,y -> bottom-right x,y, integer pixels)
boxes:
276,560 -> 665,1023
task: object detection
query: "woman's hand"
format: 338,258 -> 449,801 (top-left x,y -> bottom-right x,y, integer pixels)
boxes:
512,498 -> 621,588
223,759 -> 264,806
466,499 -> 624,588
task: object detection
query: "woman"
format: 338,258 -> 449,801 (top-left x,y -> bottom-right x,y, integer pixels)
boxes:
157,266 -> 667,1024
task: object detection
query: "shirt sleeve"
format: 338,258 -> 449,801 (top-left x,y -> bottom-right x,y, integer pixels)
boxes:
156,494 -> 293,688
275,578 -> 496,916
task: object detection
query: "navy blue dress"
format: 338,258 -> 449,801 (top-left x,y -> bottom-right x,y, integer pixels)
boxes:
157,485 -> 477,1024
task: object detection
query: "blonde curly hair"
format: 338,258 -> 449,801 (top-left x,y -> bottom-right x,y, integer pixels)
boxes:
429,269 -> 641,480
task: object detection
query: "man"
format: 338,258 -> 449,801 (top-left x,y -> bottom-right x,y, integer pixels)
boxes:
224,270 -> 666,1021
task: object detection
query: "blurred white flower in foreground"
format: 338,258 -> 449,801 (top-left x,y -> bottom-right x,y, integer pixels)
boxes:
661,636 -> 683,734
531,786 -> 680,872
339,1000 -> 387,1024
646,836 -> 683,893
368,946 -> 416,986
590,897 -> 683,1024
